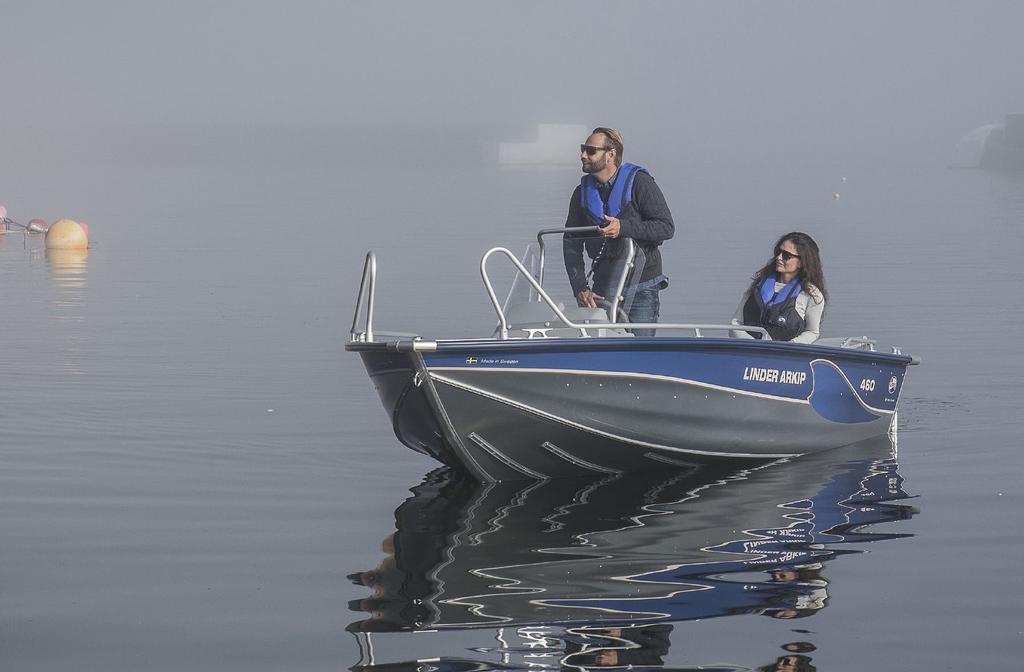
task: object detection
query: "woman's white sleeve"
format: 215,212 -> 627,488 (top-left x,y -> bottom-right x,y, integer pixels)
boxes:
791,294 -> 824,344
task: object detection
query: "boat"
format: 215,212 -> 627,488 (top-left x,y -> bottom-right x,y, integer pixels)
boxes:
346,437 -> 915,667
346,227 -> 919,481
980,114 -> 1024,171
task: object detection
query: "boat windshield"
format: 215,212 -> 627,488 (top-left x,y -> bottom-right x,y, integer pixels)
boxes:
500,230 -> 647,325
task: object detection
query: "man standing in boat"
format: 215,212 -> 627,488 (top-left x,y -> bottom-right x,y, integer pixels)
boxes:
563,127 -> 674,336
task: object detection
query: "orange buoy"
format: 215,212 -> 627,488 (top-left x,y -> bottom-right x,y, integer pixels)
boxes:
45,219 -> 89,249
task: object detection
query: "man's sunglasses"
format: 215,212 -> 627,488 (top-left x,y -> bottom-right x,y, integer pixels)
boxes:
775,248 -> 801,262
580,144 -> 610,156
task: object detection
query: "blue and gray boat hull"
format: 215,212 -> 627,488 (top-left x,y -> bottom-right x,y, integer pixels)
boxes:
349,337 -> 912,481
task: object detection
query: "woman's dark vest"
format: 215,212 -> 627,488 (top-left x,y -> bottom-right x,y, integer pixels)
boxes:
742,275 -> 805,341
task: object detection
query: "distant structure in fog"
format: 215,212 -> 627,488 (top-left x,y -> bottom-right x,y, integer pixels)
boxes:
498,123 -> 588,165
953,115 -> 1024,170
980,114 -> 1024,171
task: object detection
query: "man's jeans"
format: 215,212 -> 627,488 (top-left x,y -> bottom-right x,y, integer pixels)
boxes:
625,275 -> 666,337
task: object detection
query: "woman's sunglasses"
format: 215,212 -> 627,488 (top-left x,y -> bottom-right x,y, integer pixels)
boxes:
775,248 -> 801,262
580,144 -> 610,156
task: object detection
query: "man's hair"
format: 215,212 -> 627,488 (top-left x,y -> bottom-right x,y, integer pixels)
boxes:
592,127 -> 624,166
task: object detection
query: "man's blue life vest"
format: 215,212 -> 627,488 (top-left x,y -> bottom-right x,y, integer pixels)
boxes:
579,163 -> 647,224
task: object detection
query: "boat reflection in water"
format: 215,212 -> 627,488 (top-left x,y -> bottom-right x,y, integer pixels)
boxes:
348,437 -> 916,671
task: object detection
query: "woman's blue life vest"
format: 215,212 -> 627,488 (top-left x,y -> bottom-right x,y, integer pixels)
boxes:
742,274 -> 805,341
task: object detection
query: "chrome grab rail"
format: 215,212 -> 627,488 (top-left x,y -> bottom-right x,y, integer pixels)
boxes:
536,226 -> 597,289
349,251 -> 425,343
481,246 -> 771,340
350,252 -> 376,342
535,226 -> 636,324
482,248 -> 590,339
352,242 -> 771,342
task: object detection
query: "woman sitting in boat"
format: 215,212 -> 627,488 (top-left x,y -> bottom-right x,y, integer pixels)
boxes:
730,232 -> 827,343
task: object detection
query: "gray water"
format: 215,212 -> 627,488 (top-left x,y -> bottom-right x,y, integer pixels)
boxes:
2,125 -> 1023,670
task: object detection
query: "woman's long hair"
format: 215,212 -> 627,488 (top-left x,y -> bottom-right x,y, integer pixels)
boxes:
748,232 -> 828,303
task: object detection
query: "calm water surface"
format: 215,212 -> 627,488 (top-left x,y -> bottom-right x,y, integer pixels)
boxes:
2,128 -> 1023,670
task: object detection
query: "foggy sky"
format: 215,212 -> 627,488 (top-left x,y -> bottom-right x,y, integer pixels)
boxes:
3,1 -> 1024,154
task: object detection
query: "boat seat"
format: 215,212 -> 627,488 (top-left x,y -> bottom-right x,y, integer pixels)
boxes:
505,301 -> 566,328
505,302 -> 611,327
504,302 -> 617,338
561,306 -> 610,324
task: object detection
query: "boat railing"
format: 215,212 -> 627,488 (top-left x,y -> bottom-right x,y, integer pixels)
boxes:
535,226 -> 637,323
349,251 -> 420,343
816,336 -> 878,351
482,248 -> 591,339
351,248 -> 916,352
350,252 -> 377,342
536,226 -> 612,289
351,244 -> 770,343
481,246 -> 771,340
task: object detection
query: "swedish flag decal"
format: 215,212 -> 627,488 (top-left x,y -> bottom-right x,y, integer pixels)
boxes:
466,357 -> 478,364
